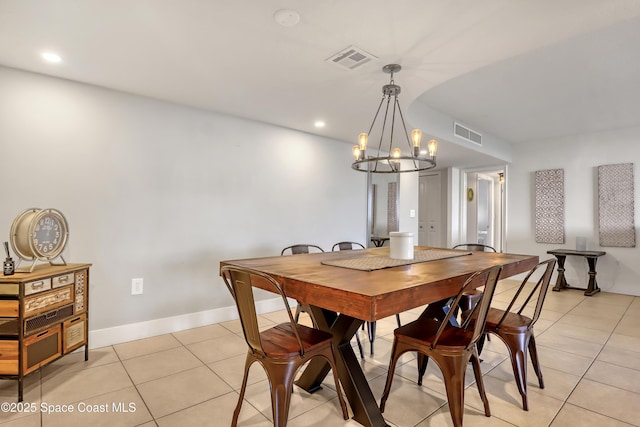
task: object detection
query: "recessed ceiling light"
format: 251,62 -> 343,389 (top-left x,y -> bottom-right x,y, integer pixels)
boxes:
314,121 -> 325,128
42,52 -> 62,63
274,9 -> 300,27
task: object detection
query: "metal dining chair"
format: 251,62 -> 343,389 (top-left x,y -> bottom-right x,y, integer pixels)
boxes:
221,265 -> 348,427
479,258 -> 556,411
332,241 -> 401,357
380,265 -> 502,427
452,243 -> 496,323
280,244 -> 325,326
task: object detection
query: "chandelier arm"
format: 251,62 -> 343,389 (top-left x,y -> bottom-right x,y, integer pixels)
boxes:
377,95 -> 392,156
395,97 -> 419,170
368,95 -> 386,136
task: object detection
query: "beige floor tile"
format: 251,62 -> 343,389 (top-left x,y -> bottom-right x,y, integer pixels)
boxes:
207,353 -> 268,390
414,405 -> 515,427
606,333 -> 640,353
534,345 -> 594,376
487,358 -> 581,402
136,365 -> 232,419
286,398 -> 352,427
551,403 -> 634,426
584,360 -> 640,394
543,322 -> 611,345
535,330 -> 603,358
185,333 -> 247,364
156,392 -> 271,427
40,347 -> 119,378
171,323 -> 234,345
597,345 -> 640,371
41,362 -> 133,406
557,313 -> 620,332
464,375 -> 564,426
568,378 -> 640,425
40,386 -> 152,427
613,315 -> 640,338
368,374 -> 447,427
122,346 -> 203,384
113,334 -> 182,360
241,376 -> 339,423
0,413 -> 42,427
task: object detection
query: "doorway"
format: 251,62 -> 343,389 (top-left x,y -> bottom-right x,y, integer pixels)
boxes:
463,169 -> 505,252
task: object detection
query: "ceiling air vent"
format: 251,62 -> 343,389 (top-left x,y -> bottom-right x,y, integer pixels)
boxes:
326,46 -> 377,70
454,122 -> 482,146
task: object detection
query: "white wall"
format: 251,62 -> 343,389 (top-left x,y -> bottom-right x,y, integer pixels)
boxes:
0,66 -> 367,334
508,126 -> 640,296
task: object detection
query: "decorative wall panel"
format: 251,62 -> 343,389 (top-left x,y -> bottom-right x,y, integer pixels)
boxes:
535,169 -> 565,244
598,163 -> 635,247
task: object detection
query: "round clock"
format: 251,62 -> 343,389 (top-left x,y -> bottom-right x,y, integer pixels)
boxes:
10,208 -> 69,262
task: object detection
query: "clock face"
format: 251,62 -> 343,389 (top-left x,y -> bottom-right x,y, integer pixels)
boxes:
33,214 -> 63,255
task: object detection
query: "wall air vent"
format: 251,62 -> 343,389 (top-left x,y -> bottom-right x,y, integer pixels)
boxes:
326,46 -> 377,70
454,122 -> 482,146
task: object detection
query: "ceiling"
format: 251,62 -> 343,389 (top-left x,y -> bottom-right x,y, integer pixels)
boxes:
2,0 -> 639,168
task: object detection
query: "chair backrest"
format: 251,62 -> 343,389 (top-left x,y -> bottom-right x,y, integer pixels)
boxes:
432,265 -> 502,350
220,265 -> 306,356
331,241 -> 365,251
280,244 -> 325,255
494,258 -> 556,329
452,243 -> 496,252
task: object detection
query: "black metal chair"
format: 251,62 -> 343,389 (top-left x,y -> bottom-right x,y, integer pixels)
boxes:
331,241 -> 401,358
281,244 -> 325,256
280,244 -> 325,326
221,265 -> 348,426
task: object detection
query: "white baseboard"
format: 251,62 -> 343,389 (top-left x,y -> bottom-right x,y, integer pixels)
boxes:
89,297 -> 291,349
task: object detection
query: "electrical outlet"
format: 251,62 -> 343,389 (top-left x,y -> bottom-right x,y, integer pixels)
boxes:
131,278 -> 143,295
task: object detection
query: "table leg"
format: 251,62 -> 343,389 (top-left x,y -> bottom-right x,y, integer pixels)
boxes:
552,255 -> 568,291
295,306 -> 389,427
585,257 -> 602,296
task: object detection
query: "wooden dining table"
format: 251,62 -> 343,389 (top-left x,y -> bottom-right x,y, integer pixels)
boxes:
220,246 -> 538,427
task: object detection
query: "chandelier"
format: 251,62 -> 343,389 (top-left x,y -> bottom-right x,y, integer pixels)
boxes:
352,64 -> 437,173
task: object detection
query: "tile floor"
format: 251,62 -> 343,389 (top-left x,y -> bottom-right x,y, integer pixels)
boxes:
1,279 -> 639,426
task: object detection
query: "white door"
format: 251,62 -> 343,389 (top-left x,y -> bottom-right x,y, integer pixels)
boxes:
419,173 -> 442,247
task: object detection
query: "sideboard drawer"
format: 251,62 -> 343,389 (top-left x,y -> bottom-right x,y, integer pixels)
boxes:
63,314 -> 86,354
25,304 -> 74,334
52,273 -> 75,289
24,325 -> 61,375
24,286 -> 73,317
0,340 -> 18,375
24,278 -> 52,296
0,301 -> 19,317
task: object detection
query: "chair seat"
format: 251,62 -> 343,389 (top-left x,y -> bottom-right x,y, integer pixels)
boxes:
261,323 -> 334,357
395,318 -> 475,350
485,308 -> 532,333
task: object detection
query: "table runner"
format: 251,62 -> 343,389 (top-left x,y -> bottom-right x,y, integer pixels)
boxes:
321,249 -> 472,271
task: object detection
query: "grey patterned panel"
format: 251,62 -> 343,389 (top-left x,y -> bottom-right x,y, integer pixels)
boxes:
387,182 -> 398,233
535,169 -> 565,244
598,163 -> 636,247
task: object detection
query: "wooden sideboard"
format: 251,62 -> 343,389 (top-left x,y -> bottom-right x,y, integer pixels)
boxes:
0,263 -> 91,401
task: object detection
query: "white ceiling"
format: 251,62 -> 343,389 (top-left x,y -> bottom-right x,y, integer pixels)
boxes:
2,0 -> 639,168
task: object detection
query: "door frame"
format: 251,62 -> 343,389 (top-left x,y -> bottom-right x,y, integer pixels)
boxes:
459,165 -> 508,252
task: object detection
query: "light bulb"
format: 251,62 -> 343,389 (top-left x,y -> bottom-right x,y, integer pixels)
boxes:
392,148 -> 401,163
428,139 -> 438,157
353,145 -> 361,161
411,129 -> 422,148
358,133 -> 368,150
